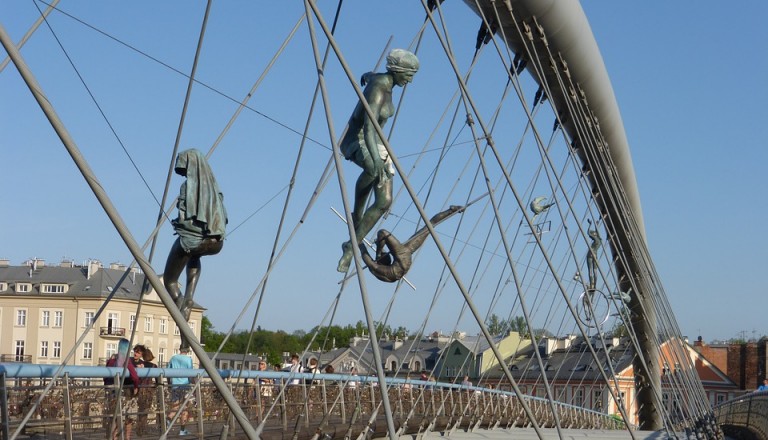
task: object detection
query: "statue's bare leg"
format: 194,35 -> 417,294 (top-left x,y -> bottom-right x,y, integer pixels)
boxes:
338,175 -> 392,272
177,239 -> 222,348
362,205 -> 464,282
163,239 -> 190,304
401,205 -> 463,253
180,256 -> 201,320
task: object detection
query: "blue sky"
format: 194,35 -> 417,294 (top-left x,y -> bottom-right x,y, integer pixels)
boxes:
1,1 -> 766,343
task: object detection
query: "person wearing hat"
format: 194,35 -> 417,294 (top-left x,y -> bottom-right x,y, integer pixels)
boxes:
336,48 -> 420,273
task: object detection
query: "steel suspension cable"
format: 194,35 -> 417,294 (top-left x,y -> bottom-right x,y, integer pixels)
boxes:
473,5 -> 647,425
421,1 -> 640,432
304,3 -> 399,437
313,1 -> 550,434
0,23 -> 260,439
32,0 -> 329,151
0,0 -> 59,73
232,0 -> 344,394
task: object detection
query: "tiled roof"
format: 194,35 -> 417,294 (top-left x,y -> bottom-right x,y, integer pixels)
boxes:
0,263 -> 202,308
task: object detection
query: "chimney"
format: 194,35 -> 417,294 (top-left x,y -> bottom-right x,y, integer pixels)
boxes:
0,259 -> 9,267
539,337 -> 556,357
87,260 -> 102,279
59,259 -> 74,268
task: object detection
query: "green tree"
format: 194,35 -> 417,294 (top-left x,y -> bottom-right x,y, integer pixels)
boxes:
485,314 -> 507,336
393,326 -> 409,339
201,315 -> 224,350
507,316 -> 528,336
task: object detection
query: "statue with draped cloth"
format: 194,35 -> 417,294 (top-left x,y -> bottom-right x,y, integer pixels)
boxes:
163,149 -> 227,349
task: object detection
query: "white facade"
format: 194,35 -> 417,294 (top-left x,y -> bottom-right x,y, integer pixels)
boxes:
0,259 -> 203,366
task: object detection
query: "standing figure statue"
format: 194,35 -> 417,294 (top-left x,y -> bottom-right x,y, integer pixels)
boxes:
586,219 -> 602,291
163,149 -> 227,349
337,48 -> 420,272
360,205 -> 463,283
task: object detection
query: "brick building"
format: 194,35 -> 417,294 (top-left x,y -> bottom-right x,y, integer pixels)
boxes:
693,336 -> 768,392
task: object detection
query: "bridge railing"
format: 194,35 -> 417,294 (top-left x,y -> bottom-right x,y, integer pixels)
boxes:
0,364 -> 624,439
714,390 -> 768,440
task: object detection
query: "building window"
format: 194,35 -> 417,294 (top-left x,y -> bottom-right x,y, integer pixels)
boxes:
106,343 -> 117,358
716,394 -> 725,404
129,314 -> 136,331
174,324 -> 180,336
144,316 -> 153,332
53,341 -> 61,358
41,310 -> 50,327
159,318 -> 167,334
40,341 -> 49,357
593,389 -> 603,410
16,283 -> 31,293
15,340 -> 25,360
16,309 -> 27,326
84,311 -> 95,327
42,284 -> 66,294
0,282 -> 6,291
574,388 -> 584,407
83,342 -> 93,360
54,311 -> 63,327
158,347 -> 167,365
189,321 -> 196,335
107,312 -> 119,330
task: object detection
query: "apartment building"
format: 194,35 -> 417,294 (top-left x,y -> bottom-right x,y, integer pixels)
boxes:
0,258 -> 203,366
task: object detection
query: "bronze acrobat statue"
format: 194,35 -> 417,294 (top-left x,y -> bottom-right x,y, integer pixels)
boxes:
586,219 -> 602,291
163,149 -> 227,349
337,49 -> 420,272
360,205 -> 463,283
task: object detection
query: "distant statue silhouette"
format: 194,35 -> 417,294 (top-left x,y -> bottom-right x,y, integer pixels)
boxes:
529,196 -> 554,215
163,149 -> 227,348
586,219 -> 601,291
360,205 -> 463,283
337,49 -> 420,272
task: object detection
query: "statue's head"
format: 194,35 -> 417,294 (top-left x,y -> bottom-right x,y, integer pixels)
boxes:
175,148 -> 206,176
386,49 -> 419,86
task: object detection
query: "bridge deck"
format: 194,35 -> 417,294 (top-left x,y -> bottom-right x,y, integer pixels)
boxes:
1,374 -> 624,440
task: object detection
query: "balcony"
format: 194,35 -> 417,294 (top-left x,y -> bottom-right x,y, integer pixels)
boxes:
0,354 -> 32,363
99,326 -> 126,338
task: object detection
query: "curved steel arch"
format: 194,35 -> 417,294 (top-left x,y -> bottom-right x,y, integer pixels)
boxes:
464,0 -> 661,430
464,0 -> 643,237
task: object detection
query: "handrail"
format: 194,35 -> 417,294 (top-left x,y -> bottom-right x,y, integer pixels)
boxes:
714,390 -> 768,440
0,363 -> 626,438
